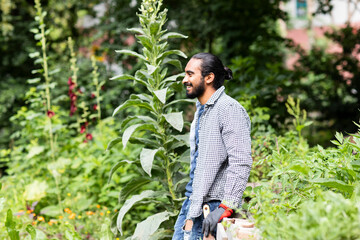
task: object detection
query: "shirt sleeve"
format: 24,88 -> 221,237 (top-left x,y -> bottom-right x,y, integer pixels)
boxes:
220,103 -> 252,209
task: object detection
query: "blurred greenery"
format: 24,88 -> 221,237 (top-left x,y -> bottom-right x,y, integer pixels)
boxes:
1,0 -> 360,238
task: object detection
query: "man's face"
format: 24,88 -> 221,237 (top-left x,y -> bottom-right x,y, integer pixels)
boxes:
183,58 -> 205,99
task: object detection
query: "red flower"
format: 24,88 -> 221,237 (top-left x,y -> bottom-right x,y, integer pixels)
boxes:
71,94 -> 77,101
86,133 -> 93,140
83,140 -> 88,143
67,77 -> 73,85
70,104 -> 77,116
101,85 -> 105,91
91,93 -> 96,98
47,110 -> 55,118
93,104 -> 98,110
80,125 -> 86,134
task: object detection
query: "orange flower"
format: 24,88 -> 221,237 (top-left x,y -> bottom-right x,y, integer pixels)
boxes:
32,221 -> 37,225
86,211 -> 94,216
48,221 -> 53,226
26,210 -> 32,214
69,213 -> 76,220
100,212 -> 104,216
64,208 -> 71,214
37,216 -> 45,222
58,216 -> 64,219
96,204 -> 101,209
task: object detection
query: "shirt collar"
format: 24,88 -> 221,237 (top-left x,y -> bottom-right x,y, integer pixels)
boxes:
196,86 -> 225,109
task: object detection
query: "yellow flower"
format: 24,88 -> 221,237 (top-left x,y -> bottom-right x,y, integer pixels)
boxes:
37,216 -> 45,222
69,213 -> 76,220
78,215 -> 82,219
65,221 -> 69,224
67,193 -> 71,197
107,210 -> 110,214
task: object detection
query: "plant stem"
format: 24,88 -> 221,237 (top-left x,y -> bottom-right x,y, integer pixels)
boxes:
36,0 -> 55,161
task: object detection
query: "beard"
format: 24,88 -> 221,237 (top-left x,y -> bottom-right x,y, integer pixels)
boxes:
185,77 -> 205,99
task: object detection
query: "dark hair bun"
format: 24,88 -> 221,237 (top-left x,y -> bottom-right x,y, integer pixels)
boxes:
224,66 -> 233,80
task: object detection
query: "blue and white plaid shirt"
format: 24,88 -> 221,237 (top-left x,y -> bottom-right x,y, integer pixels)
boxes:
186,86 -> 252,219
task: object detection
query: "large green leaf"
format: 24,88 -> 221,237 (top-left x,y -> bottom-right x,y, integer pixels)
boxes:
146,63 -> 158,75
149,20 -> 161,35
113,99 -> 154,117
117,190 -> 156,235
290,164 -> 310,175
173,133 -> 190,147
129,137 -> 161,148
163,58 -> 182,70
164,99 -> 196,109
132,211 -> 171,240
127,28 -> 145,35
311,178 -> 354,194
160,32 -> 188,41
157,50 -> 187,62
121,115 -> 157,130
161,73 -> 185,88
136,35 -> 152,50
106,137 -> 122,151
115,50 -> 146,61
5,209 -> 19,240
163,112 -> 184,132
123,124 -> 158,149
26,146 -> 45,159
100,219 -> 113,240
119,177 -> 152,203
23,180 -> 48,201
140,148 -> 159,177
108,160 -> 133,184
40,205 -> 62,217
153,88 -> 167,104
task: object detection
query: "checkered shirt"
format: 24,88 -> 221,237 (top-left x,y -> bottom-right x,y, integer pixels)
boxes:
186,86 -> 252,219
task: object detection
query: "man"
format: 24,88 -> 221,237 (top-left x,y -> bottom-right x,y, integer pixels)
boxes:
172,53 -> 252,240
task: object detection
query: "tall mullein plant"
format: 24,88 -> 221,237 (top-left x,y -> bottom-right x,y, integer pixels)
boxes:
107,0 -> 192,237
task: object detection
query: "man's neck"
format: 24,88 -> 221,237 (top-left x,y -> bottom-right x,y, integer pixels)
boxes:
198,87 -> 216,105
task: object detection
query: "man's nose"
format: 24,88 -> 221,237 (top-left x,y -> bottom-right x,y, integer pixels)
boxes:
182,75 -> 188,85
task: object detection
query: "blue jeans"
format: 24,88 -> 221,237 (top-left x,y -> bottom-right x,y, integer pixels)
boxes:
172,198 -> 221,240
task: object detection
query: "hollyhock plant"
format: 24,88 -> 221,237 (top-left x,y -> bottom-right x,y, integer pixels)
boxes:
93,104 -> 98,111
80,125 -> 86,134
86,133 -> 93,140
47,110 -> 55,118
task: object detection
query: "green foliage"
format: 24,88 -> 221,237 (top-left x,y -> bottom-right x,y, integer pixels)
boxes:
245,99 -> 360,238
108,0 -> 188,237
295,23 -> 360,142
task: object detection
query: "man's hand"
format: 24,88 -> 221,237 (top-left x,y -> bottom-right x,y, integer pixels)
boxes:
202,204 -> 233,237
184,219 -> 193,231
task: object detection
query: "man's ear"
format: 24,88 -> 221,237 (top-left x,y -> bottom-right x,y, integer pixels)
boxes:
205,73 -> 215,85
